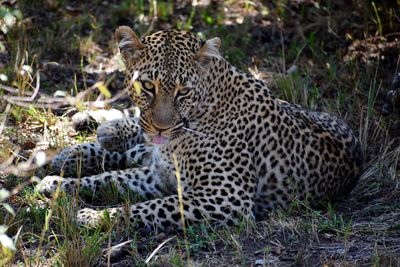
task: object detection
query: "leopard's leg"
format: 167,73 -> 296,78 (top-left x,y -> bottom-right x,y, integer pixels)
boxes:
51,142 -> 120,177
74,152 -> 256,231
36,165 -> 168,200
51,117 -> 148,176
77,190 -> 255,230
51,143 -> 153,177
40,145 -> 168,196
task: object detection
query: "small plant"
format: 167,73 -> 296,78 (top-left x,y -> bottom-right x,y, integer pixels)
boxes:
50,195 -> 107,266
321,203 -> 353,236
186,223 -> 218,253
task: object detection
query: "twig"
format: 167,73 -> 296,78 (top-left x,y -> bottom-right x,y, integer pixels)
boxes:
0,103 -> 11,136
0,96 -> 66,109
145,236 -> 176,264
0,83 -> 33,96
279,21 -> 286,74
103,238 -> 133,264
30,71 -> 40,101
107,235 -> 112,267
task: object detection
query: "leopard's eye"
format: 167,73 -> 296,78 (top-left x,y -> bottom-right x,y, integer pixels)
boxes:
141,80 -> 155,97
177,87 -> 192,98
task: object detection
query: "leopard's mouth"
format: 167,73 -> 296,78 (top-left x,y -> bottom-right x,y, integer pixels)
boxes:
140,124 -> 183,145
139,116 -> 189,145
149,133 -> 169,145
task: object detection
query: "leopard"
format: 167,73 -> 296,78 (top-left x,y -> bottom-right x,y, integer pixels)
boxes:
36,26 -> 364,231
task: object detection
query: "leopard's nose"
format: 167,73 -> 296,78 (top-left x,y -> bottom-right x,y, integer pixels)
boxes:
153,96 -> 175,130
153,109 -> 174,130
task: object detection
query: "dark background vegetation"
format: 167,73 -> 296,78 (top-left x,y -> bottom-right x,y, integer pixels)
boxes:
0,0 -> 399,266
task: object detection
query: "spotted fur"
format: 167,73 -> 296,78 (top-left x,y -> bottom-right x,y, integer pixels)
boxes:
36,27 -> 363,230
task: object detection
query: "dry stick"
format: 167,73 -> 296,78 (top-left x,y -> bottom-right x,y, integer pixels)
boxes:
0,92 -> 74,109
279,21 -> 286,74
0,103 -> 11,136
1,94 -> 69,104
0,68 -> 39,98
104,70 -> 138,103
79,72 -> 138,109
0,70 -> 66,108
107,235 -> 112,267
30,71 -> 40,101
145,236 -> 176,264
104,239 -> 133,266
0,97 -> 65,109
2,95 -> 38,102
0,83 -> 33,96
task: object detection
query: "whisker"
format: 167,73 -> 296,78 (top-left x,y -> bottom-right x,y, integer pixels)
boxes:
182,127 -> 209,137
180,127 -> 218,148
188,121 -> 227,136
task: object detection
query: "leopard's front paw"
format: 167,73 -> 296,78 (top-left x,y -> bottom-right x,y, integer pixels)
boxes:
35,176 -> 64,195
77,207 -> 122,228
71,111 -> 99,131
35,176 -> 77,195
77,208 -> 104,228
96,121 -> 123,152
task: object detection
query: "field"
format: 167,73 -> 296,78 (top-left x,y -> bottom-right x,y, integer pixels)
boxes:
0,1 -> 399,266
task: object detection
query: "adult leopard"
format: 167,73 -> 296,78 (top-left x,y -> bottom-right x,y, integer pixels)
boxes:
36,27 -> 364,230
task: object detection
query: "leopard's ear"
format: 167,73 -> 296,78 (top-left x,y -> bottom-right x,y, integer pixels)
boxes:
115,26 -> 145,62
194,37 -> 221,67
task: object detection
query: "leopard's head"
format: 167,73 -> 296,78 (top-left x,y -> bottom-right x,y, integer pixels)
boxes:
115,26 -> 221,144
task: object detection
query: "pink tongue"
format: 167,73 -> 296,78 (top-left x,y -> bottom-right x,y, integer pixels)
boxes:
152,135 -> 168,145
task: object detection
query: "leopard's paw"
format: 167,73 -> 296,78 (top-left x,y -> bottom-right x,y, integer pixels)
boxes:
96,120 -> 123,152
35,176 -> 64,195
77,207 -> 122,228
71,111 -> 99,131
77,208 -> 104,228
